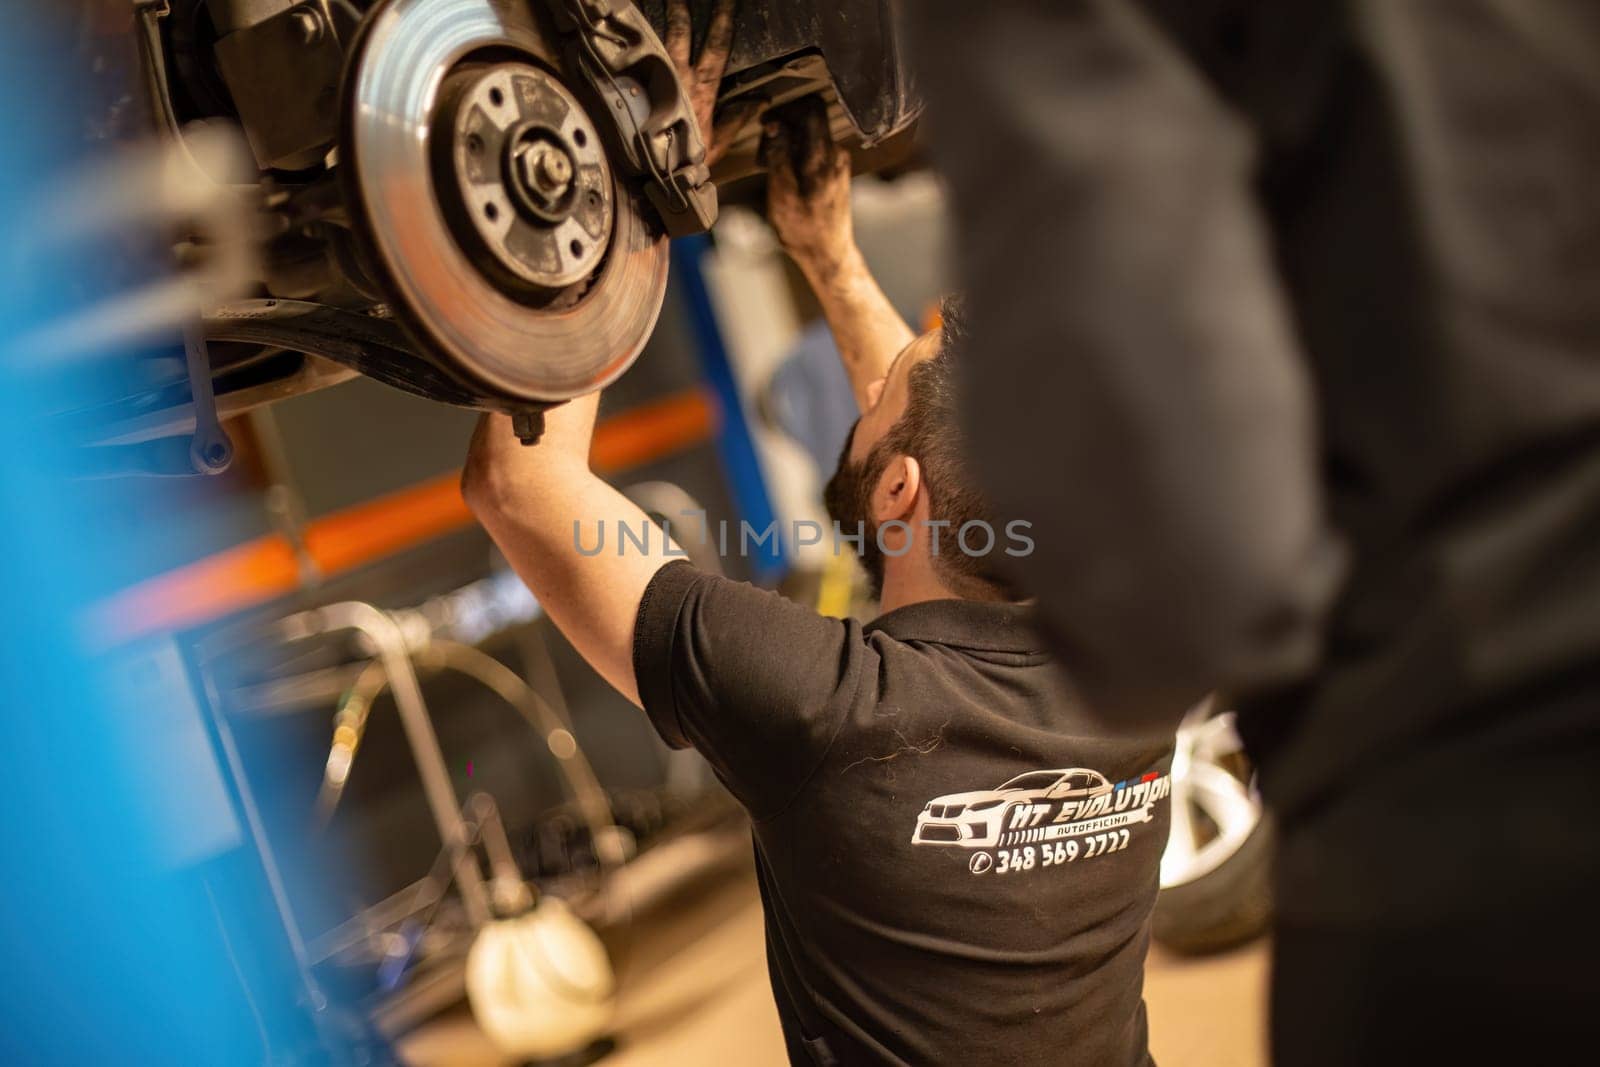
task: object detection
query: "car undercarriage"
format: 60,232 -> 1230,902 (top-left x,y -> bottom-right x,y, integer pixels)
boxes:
61,0 -> 919,472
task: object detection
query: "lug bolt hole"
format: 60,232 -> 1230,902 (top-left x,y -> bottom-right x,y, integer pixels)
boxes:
489,87 -> 504,107
570,239 -> 583,256
485,202 -> 499,221
574,128 -> 587,148
467,133 -> 484,155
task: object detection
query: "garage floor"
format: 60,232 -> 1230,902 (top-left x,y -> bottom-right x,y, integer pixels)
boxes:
400,865 -> 1268,1067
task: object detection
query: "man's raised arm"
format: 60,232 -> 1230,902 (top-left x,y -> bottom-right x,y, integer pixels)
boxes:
762,98 -> 914,411
460,0 -> 750,708
461,398 -> 678,708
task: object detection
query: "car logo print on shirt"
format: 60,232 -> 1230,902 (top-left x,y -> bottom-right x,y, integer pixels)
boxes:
912,766 -> 1171,876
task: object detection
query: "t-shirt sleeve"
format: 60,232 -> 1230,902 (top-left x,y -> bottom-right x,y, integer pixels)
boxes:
632,560 -> 865,820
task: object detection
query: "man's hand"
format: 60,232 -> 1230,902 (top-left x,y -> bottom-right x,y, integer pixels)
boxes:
463,393 -> 599,501
665,0 -> 752,168
760,95 -> 912,411
761,96 -> 855,277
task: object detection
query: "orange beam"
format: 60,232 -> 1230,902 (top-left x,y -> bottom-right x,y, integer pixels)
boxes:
92,388 -> 718,643
590,386 -> 718,474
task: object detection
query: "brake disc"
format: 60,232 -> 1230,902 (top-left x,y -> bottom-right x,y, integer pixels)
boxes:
342,0 -> 669,405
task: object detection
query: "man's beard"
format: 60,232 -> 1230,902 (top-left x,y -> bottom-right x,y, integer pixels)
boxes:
823,444 -> 888,602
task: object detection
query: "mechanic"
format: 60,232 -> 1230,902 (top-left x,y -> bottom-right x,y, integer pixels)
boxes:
462,95 -> 1174,1065
903,2 -> 1600,1063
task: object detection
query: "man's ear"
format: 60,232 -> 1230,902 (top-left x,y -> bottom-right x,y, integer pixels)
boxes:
871,454 -> 922,524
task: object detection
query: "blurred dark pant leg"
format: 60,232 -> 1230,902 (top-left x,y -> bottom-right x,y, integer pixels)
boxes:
1269,711 -> 1600,1067
1273,920 -> 1597,1066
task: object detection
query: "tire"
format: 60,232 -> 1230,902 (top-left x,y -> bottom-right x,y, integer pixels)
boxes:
1153,812 -> 1274,955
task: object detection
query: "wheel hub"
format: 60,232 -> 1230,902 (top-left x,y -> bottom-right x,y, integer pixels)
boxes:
515,138 -> 573,206
434,62 -> 612,292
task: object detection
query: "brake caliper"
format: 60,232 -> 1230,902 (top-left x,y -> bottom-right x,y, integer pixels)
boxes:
548,0 -> 718,237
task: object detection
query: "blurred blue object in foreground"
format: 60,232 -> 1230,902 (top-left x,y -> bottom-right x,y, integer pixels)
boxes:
0,13 -> 351,1065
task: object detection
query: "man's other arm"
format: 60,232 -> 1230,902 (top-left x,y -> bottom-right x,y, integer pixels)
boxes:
762,97 -> 914,411
905,2 -> 1345,725
461,397 -> 675,708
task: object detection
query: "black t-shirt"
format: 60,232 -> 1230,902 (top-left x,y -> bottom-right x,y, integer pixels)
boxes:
633,561 -> 1173,1066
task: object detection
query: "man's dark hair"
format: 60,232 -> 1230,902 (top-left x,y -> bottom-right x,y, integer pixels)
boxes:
826,297 -> 1021,602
